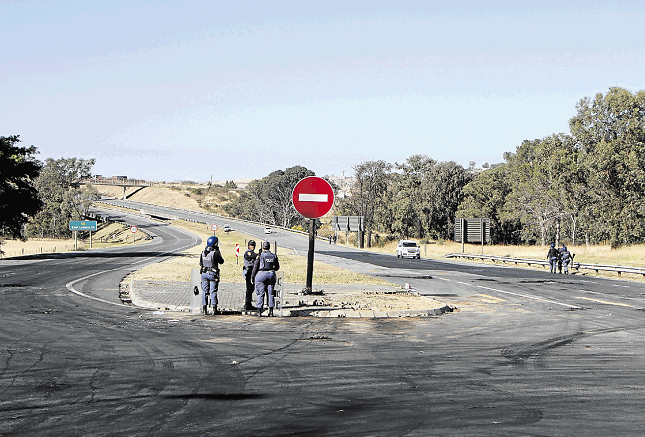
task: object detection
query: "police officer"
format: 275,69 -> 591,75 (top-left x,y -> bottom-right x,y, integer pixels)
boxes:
560,245 -> 572,274
242,240 -> 258,310
199,236 -> 224,315
251,241 -> 280,317
547,243 -> 559,274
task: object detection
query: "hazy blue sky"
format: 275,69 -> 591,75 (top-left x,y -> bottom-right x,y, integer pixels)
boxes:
2,1 -> 644,181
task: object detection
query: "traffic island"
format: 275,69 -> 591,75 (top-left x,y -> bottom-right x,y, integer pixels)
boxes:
121,273 -> 453,319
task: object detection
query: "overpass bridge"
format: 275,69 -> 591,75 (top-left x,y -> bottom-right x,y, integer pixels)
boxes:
80,177 -> 151,200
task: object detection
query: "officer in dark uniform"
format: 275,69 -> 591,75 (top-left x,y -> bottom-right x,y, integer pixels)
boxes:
560,245 -> 572,274
251,241 -> 280,316
242,240 -> 257,310
199,236 -> 224,315
547,243 -> 559,274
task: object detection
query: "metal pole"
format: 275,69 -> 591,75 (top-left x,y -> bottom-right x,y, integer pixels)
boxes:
481,219 -> 484,254
305,219 -> 316,293
461,218 -> 465,253
74,231 -> 77,250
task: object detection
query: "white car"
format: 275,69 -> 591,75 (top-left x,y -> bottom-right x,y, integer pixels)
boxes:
223,224 -> 230,232
396,240 -> 420,259
264,227 -> 273,234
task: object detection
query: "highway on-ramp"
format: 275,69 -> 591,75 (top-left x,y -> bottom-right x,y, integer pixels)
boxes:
1,203 -> 644,436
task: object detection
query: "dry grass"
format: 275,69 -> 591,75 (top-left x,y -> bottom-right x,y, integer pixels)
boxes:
131,220 -> 395,287
0,223 -> 149,258
96,185 -> 206,211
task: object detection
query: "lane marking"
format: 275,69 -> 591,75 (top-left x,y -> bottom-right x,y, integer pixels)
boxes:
575,296 -> 635,308
476,294 -> 506,303
433,276 -> 582,309
475,285 -> 582,309
66,224 -> 200,309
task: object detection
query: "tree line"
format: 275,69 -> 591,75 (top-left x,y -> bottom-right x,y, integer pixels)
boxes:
0,135 -> 99,241
225,87 -> 645,248
3,87 -> 643,248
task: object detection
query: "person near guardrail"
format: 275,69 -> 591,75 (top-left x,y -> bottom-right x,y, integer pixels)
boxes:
547,244 -> 559,274
560,245 -> 573,274
199,236 -> 224,315
251,241 -> 280,317
242,240 -> 258,311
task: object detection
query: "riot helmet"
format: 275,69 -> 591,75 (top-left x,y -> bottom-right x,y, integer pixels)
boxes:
207,236 -> 219,247
248,239 -> 256,248
262,241 -> 270,250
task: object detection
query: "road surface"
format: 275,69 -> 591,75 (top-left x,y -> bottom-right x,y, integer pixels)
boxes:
1,203 -> 644,436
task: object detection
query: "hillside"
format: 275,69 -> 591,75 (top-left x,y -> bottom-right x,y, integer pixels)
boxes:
92,183 -> 240,214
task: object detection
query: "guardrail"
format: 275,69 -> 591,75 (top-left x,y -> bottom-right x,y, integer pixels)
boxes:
443,253 -> 645,277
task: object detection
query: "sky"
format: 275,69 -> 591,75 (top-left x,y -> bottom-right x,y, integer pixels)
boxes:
2,1 -> 644,182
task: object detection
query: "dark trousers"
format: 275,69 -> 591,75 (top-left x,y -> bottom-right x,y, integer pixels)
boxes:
244,270 -> 254,306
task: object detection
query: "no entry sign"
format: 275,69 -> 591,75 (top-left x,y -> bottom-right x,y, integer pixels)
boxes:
292,177 -> 334,219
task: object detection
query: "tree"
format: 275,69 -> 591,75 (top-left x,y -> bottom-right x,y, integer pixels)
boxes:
394,155 -> 436,238
224,166 -> 315,228
424,161 -> 473,239
340,160 -> 392,247
503,138 -> 570,246
0,135 -> 42,239
569,87 -> 645,247
25,157 -> 99,238
457,164 -> 522,244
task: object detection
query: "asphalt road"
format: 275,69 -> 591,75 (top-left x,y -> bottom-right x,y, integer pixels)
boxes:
2,203 -> 644,436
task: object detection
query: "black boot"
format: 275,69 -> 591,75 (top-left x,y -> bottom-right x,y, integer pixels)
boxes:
268,307 -> 274,317
202,305 -> 208,315
213,305 -> 219,315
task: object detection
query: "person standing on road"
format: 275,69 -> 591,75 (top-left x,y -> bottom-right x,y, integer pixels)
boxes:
200,236 -> 225,315
252,241 -> 280,317
242,240 -> 258,310
547,243 -> 559,274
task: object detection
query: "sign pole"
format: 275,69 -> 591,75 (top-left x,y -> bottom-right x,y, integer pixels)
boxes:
305,219 -> 316,293
461,218 -> 465,254
292,176 -> 335,295
74,231 -> 77,251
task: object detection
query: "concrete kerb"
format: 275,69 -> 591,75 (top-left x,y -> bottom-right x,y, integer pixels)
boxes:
124,276 -> 454,318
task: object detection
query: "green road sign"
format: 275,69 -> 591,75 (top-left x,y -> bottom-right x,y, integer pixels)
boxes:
69,220 -> 97,231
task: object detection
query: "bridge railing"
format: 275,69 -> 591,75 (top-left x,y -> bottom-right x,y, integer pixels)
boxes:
443,253 -> 645,277
80,178 -> 151,186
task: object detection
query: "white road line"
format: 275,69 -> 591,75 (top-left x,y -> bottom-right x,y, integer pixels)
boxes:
433,275 -> 581,308
66,226 -> 199,308
475,285 -> 582,309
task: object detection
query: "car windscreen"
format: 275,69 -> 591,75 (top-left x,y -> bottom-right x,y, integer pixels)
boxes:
402,242 -> 417,247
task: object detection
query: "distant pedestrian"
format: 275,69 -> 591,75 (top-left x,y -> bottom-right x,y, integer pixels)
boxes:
242,240 -> 258,311
199,236 -> 224,315
252,241 -> 280,317
547,243 -> 559,274
560,245 -> 572,274
558,243 -> 566,274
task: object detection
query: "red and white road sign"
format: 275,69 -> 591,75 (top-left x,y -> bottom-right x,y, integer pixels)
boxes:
130,226 -> 138,233
292,176 -> 335,219
235,244 -> 240,257
211,224 -> 218,232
